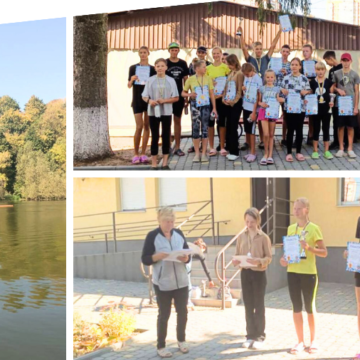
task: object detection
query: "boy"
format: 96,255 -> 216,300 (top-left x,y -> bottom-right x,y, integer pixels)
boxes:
166,42 -> 189,156
333,53 -> 359,158
189,46 -> 211,76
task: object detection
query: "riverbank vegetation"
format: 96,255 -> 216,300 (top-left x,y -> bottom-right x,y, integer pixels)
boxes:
0,95 -> 66,200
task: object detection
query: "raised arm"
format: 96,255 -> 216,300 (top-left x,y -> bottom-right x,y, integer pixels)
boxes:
237,26 -> 250,61
267,28 -> 282,58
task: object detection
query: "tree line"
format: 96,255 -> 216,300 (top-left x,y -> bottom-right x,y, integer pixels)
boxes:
0,95 -> 66,200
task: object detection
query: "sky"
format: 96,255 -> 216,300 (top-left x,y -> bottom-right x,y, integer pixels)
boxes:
0,18 -> 66,110
308,0 -> 328,19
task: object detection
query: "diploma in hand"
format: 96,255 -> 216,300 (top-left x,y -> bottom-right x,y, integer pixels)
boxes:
162,249 -> 194,263
279,15 -> 293,32
265,98 -> 280,119
346,242 -> 360,273
224,80 -> 236,101
283,235 -> 301,264
195,85 -> 210,107
338,96 -> 354,116
305,94 -> 318,115
270,57 -> 283,75
303,61 -> 316,78
232,255 -> 257,268
135,65 -> 151,85
287,93 -> 301,113
245,82 -> 258,104
214,76 -> 227,96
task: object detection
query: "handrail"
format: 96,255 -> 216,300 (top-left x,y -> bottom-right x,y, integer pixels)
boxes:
214,199 -> 273,310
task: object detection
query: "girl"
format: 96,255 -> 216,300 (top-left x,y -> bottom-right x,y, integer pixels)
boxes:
222,54 -> 244,161
206,47 -> 230,156
280,58 -> 311,162
309,62 -> 335,160
258,69 -> 284,165
232,208 -> 272,350
280,198 -> 327,355
142,59 -> 179,170
141,207 -> 191,358
241,63 -> 263,163
128,46 -> 156,164
182,60 -> 218,163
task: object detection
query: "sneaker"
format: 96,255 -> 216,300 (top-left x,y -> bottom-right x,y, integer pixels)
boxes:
329,142 -> 339,150
258,141 -> 264,149
251,341 -> 265,350
193,154 -> 201,163
157,348 -> 173,358
311,151 -> 319,159
201,154 -> 209,163
227,154 -> 239,161
324,151 -> 334,160
281,139 -> 287,146
348,150 -> 357,158
335,150 -> 344,158
240,143 -> 250,151
242,339 -> 254,348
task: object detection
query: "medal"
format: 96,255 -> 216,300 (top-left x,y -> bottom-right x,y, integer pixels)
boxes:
319,96 -> 325,103
316,77 -> 325,104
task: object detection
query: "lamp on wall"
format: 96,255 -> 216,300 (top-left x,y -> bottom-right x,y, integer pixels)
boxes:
356,217 -> 360,239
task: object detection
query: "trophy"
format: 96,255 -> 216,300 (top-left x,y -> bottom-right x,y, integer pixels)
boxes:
236,17 -> 243,36
300,230 -> 309,259
201,280 -> 209,298
329,93 -> 336,113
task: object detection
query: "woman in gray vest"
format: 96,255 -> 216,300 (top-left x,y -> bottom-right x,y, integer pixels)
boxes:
142,207 -> 191,358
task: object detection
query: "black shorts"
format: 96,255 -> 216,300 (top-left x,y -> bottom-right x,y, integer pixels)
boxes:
355,272 -> 360,288
209,98 -> 225,128
173,97 -> 185,118
337,115 -> 357,128
243,109 -> 257,135
132,101 -> 148,115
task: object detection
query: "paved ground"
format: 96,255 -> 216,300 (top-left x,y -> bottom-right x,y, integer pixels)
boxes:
160,136 -> 360,171
74,278 -> 359,360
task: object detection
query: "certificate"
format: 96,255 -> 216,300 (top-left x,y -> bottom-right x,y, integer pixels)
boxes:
270,57 -> 283,75
245,82 -> 258,104
232,255 -> 257,268
279,15 -> 293,32
346,242 -> 360,273
162,249 -> 194,263
305,94 -> 318,115
224,80 -> 236,101
303,60 -> 316,78
214,76 -> 227,95
287,93 -> 302,113
265,98 -> 280,119
135,65 -> 151,85
195,85 -> 210,107
283,235 -> 301,264
338,96 -> 354,116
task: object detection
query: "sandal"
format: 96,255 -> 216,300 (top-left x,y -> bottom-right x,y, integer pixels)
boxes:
220,149 -> 228,156
243,154 -> 251,160
308,341 -> 319,354
209,149 -> 217,156
157,348 -> 173,358
247,154 -> 257,163
178,342 -> 189,354
140,155 -> 149,163
290,342 -> 305,355
187,146 -> 195,153
285,154 -> 294,162
267,157 -> 274,164
132,156 -> 140,164
260,157 -> 267,166
174,149 -> 185,156
295,153 -> 305,161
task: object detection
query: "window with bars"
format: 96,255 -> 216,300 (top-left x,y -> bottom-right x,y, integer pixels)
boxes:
340,178 -> 360,206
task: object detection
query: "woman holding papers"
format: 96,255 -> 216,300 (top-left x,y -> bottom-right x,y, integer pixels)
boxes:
258,69 -> 285,165
206,47 -> 230,156
128,46 -> 156,164
232,208 -> 272,350
280,58 -> 311,162
280,198 -> 327,355
142,59 -> 179,170
222,54 -> 244,161
141,207 -> 192,358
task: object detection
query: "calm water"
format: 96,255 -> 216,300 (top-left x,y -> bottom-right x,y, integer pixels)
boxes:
0,201 -> 66,360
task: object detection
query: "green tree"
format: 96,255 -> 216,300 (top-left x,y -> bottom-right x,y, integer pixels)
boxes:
24,95 -> 46,122
0,96 -> 20,116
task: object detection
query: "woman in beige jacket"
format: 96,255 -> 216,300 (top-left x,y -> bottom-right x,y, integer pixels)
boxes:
232,207 -> 272,350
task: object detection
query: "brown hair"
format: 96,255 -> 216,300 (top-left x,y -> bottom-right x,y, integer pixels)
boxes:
194,60 -> 206,70
244,207 -> 261,229
226,54 -> 241,71
253,41 -> 263,48
241,63 -> 256,74
155,58 -> 167,66
290,57 -> 302,66
303,44 -> 313,52
139,46 -> 150,53
192,57 -> 199,64
281,44 -> 291,50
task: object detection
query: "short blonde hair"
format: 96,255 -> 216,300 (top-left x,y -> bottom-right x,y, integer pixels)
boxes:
264,69 -> 276,77
212,46 -> 223,54
157,207 -> 175,221
155,58 -> 167,66
315,62 -> 326,70
294,197 -> 310,211
194,60 -> 206,70
244,207 -> 261,229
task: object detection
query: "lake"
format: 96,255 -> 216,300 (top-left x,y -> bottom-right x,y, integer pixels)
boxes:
0,201 -> 66,360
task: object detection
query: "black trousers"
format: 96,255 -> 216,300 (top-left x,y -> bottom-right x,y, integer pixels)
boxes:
154,285 -> 188,349
313,112 -> 331,142
241,269 -> 267,342
149,116 -> 172,156
225,100 -> 243,156
332,106 -> 339,145
285,112 -> 305,154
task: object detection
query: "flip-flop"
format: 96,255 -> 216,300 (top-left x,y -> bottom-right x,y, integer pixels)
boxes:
296,153 -> 305,161
209,149 -> 217,156
267,157 -> 274,164
140,155 -> 149,163
132,156 -> 140,164
285,154 -> 293,162
290,343 -> 305,355
220,149 -> 228,156
260,157 -> 267,166
308,342 -> 319,354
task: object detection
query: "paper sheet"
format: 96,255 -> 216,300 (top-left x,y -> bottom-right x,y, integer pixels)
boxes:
232,255 -> 257,268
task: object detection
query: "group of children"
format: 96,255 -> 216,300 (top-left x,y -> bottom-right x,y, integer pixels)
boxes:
129,25 -> 359,168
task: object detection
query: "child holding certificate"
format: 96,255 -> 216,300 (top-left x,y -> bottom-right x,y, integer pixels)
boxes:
280,58 -> 311,162
258,69 -> 284,165
182,60 -> 218,163
280,198 -> 327,355
309,62 -> 335,160
206,47 -> 230,157
222,54 -> 244,161
128,46 -> 156,164
333,53 -> 360,159
232,208 -> 272,350
241,63 -> 262,163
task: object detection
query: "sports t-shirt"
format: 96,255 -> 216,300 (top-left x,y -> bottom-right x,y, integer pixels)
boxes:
242,74 -> 263,112
128,64 -> 156,108
189,60 -> 211,76
166,58 -> 189,95
183,74 -> 214,93
247,54 -> 270,79
328,63 -> 342,83
310,78 -> 334,114
301,59 -> 318,81
206,63 -> 230,79
287,222 -> 323,275
333,69 -> 360,107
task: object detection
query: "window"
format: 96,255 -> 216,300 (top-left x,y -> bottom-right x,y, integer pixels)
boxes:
159,178 -> 187,211
340,178 -> 360,206
120,178 -> 146,211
